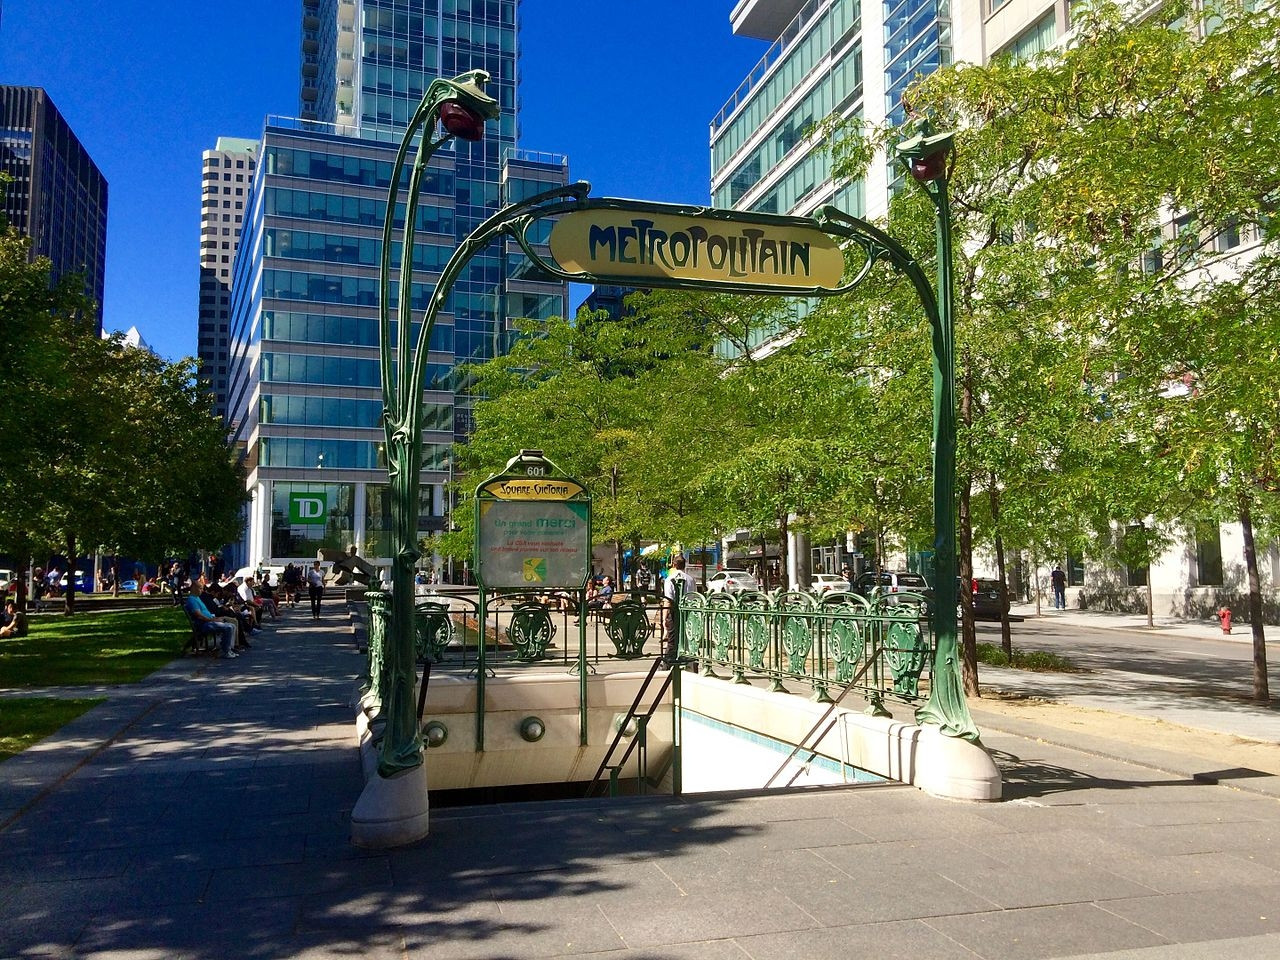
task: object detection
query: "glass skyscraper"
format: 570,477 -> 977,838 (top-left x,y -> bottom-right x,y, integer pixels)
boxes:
0,86 -> 108,329
221,0 -> 566,570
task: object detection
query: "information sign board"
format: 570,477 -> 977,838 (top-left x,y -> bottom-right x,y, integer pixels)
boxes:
474,451 -> 591,591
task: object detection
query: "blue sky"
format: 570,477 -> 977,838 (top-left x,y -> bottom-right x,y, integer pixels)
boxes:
0,1 -> 768,361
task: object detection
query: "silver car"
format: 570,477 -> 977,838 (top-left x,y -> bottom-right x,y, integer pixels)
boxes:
811,573 -> 852,595
706,570 -> 761,594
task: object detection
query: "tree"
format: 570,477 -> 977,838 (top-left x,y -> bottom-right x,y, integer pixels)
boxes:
862,0 -> 1280,700
1,227 -> 246,611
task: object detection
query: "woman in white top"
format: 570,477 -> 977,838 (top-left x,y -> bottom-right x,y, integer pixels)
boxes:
307,561 -> 326,620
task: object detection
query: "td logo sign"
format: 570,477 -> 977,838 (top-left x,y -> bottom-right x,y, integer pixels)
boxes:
289,492 -> 328,525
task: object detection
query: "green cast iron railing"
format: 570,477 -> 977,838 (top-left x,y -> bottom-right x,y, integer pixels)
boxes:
678,589 -> 934,713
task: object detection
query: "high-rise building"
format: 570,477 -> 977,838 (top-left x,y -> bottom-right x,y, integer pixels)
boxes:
198,137 -> 258,418
220,0 -> 566,570
0,86 -> 108,329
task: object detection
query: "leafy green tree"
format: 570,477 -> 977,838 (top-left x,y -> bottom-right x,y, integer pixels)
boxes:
1,227 -> 246,612
821,0 -> 1278,699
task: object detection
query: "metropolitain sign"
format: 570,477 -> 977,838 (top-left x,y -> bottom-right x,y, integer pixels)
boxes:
548,207 -> 846,293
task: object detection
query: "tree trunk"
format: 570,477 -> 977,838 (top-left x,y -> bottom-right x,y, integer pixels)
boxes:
1238,497 -> 1271,703
990,480 -> 1012,658
1145,576 -> 1154,629
778,513 -> 790,592
1032,545 -> 1042,616
63,534 -> 76,616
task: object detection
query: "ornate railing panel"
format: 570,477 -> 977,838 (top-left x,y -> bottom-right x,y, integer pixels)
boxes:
414,600 -> 454,663
605,598 -> 652,658
366,589 -> 390,709
508,602 -> 556,661
677,589 -> 934,712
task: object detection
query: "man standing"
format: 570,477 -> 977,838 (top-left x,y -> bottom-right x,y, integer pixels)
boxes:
1050,564 -> 1068,610
663,556 -> 698,662
184,582 -> 238,658
307,560 -> 327,620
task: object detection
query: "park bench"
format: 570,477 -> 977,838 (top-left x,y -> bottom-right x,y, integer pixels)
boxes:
180,604 -> 216,656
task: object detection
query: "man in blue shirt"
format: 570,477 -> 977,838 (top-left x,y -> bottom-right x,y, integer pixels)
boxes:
184,582 -> 238,659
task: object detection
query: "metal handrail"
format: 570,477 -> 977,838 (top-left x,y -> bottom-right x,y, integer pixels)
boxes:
586,654 -> 676,797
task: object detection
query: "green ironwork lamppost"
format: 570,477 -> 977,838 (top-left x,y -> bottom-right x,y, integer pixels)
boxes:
895,123 -> 978,741
376,70 -> 500,778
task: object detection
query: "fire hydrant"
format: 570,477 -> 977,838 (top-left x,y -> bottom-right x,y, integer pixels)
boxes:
1217,607 -> 1232,634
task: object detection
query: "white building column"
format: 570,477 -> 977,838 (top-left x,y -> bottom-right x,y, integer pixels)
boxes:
254,480 -> 271,567
787,524 -> 811,592
353,481 -> 367,553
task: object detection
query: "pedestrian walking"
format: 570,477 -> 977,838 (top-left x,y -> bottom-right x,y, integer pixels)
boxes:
307,560 -> 327,620
662,555 -> 698,661
1050,564 -> 1067,610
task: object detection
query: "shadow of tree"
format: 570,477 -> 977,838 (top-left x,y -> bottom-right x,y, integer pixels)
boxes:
0,621 -> 785,960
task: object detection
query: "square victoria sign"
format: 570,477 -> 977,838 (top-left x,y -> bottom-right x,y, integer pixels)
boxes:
474,456 -> 591,591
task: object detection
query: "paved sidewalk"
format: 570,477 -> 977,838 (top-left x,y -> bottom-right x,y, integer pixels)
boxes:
1008,603 -> 1262,645
1,606 -> 1279,959
980,605 -> 1280,751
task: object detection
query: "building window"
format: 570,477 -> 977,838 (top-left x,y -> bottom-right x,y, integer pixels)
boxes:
999,10 -> 1056,62
1066,553 -> 1085,586
1216,218 -> 1241,252
1195,524 -> 1224,586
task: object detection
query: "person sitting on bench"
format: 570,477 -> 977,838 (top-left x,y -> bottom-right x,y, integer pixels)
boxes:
0,600 -> 28,639
183,582 -> 238,659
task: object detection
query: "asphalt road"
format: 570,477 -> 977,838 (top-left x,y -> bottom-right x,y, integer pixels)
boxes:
971,613 -> 1280,742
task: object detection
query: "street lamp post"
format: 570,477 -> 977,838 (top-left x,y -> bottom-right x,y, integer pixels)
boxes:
894,121 -> 977,740
352,70 -> 499,848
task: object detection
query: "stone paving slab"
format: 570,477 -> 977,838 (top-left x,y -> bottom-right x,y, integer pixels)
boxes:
3,606 -> 1280,959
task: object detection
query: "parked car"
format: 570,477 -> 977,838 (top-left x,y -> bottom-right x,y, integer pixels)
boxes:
965,577 -> 1009,620
811,573 -> 852,595
854,571 -> 933,607
0,569 -> 14,594
706,570 -> 761,594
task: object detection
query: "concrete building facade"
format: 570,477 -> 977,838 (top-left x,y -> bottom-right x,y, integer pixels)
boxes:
198,137 -> 258,419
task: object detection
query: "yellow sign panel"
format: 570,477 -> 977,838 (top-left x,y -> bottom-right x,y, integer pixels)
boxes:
549,209 -> 845,290
482,478 -> 586,501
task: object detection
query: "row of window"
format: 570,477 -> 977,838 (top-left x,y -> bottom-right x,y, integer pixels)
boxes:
260,351 -> 455,391
260,439 -> 451,472
263,227 -> 455,273
260,393 -> 453,431
712,0 -> 862,165
263,188 -> 454,234
716,48 -> 863,205
261,309 -> 453,353
262,268 -> 435,310
264,145 -> 455,195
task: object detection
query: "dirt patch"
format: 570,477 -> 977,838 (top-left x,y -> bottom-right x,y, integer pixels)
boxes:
970,690 -> 1280,777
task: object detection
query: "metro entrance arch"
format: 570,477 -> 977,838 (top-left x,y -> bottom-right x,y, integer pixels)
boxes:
354,70 -> 978,847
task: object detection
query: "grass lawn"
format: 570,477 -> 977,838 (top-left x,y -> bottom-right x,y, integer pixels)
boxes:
0,607 -> 189,688
977,641 -> 1077,672
0,697 -> 105,762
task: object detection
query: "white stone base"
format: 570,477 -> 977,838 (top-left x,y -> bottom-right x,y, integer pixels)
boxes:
913,724 -> 1003,801
350,762 -> 430,848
